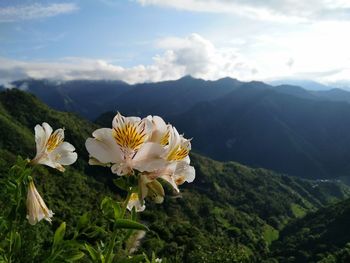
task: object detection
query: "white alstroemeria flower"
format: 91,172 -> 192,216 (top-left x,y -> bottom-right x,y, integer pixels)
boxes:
30,122 -> 77,172
142,161 -> 195,193
139,173 -> 165,204
26,180 -> 54,225
164,126 -> 191,164
138,124 -> 195,196
127,193 -> 146,212
147,115 -> 171,146
85,113 -> 167,176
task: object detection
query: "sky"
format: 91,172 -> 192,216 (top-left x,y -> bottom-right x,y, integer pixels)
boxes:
1,0 -> 350,85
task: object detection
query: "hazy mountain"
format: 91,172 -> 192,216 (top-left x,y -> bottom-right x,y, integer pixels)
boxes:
269,79 -> 332,91
97,85 -> 350,180
6,77 -> 350,180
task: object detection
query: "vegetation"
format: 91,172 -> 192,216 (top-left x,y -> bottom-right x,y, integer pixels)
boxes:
1,89 -> 350,262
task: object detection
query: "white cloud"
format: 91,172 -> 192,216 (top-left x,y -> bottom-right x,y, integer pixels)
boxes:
135,0 -> 350,22
0,3 -> 78,22
1,32 -> 349,85
0,34 -> 257,84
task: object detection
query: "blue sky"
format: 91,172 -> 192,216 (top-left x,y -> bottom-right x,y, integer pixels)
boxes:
1,0 -> 350,85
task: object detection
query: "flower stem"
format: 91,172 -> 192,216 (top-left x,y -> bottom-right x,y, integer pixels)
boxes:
121,189 -> 132,219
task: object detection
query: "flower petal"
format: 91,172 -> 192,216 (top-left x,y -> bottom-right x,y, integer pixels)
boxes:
175,162 -> 196,185
133,142 -> 168,172
127,193 -> 146,212
50,142 -> 77,165
85,128 -> 123,164
26,181 -> 54,225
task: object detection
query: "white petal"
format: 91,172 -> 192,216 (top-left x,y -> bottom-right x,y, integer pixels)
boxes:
127,193 -> 146,212
85,128 -> 123,164
133,142 -> 167,172
149,116 -> 168,143
42,122 -> 53,139
175,163 -> 196,184
26,181 -> 54,225
34,124 -> 47,154
111,163 -> 132,176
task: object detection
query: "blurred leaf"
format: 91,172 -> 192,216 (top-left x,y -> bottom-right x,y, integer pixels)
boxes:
53,222 -> 66,247
113,178 -> 127,191
84,244 -> 99,261
115,219 -> 149,231
65,251 -> 85,261
77,212 -> 90,231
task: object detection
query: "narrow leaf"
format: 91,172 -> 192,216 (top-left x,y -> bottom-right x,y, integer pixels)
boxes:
115,219 -> 149,231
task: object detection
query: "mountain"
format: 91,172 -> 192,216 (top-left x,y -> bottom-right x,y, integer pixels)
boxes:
1,89 -> 350,262
269,79 -> 332,91
8,79 -> 131,119
6,77 -> 350,181
97,86 -> 350,180
4,76 -> 242,120
271,198 -> 350,262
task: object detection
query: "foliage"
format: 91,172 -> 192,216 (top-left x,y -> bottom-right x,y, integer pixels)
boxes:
1,89 -> 350,262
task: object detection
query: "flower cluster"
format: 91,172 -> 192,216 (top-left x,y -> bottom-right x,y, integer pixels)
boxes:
24,113 -> 195,225
27,122 -> 77,225
85,113 -> 195,211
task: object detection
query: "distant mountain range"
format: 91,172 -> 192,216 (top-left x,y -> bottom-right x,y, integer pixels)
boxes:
268,79 -> 333,91
4,76 -> 350,180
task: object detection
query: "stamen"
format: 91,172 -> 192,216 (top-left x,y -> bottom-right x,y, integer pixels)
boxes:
113,121 -> 147,150
46,130 -> 64,152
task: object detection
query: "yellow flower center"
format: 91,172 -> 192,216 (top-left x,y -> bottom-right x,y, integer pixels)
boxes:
129,193 -> 139,201
46,131 -> 64,152
175,176 -> 185,185
113,122 -> 146,150
167,145 -> 189,161
160,130 -> 170,146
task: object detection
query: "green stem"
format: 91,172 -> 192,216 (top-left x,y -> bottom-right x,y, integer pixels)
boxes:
105,188 -> 132,262
121,190 -> 132,219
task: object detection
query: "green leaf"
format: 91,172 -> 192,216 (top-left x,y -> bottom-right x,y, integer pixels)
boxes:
13,232 -> 21,252
100,197 -> 112,214
77,212 -> 90,230
112,202 -> 122,220
115,219 -> 149,231
53,222 -> 66,247
65,251 -> 85,261
113,178 -> 128,190
84,244 -> 99,261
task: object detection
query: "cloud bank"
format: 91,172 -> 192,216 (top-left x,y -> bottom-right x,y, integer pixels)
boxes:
0,3 -> 78,22
0,34 -> 257,84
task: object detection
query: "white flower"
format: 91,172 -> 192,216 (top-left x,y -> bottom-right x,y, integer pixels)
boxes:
139,173 -> 165,204
137,118 -> 195,202
164,126 -> 191,164
147,115 -> 171,146
26,180 -> 54,225
85,113 -> 167,176
31,122 -> 77,172
127,193 -> 146,212
141,161 -> 195,194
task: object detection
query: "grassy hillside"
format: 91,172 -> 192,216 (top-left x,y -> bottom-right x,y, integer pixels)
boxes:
1,89 -> 350,262
271,199 -> 350,262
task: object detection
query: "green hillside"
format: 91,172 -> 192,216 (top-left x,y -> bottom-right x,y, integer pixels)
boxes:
1,89 -> 350,262
271,198 -> 350,262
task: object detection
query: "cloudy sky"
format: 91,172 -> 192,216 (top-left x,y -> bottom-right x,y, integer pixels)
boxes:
1,0 -> 350,85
